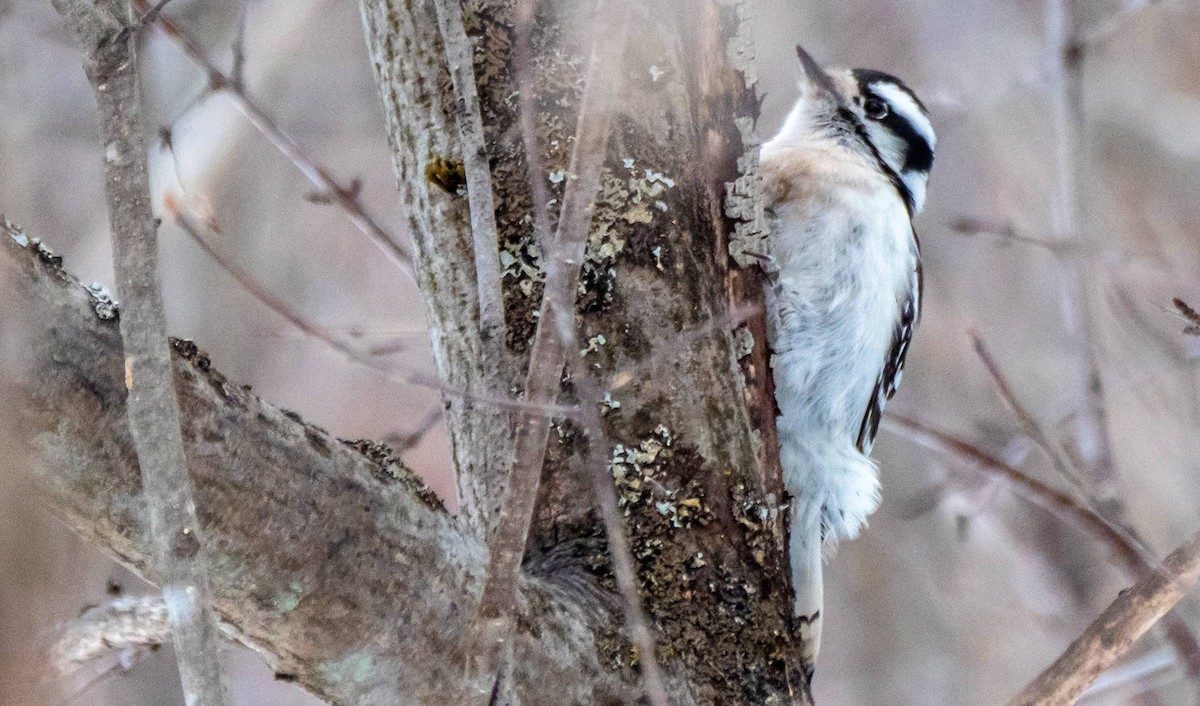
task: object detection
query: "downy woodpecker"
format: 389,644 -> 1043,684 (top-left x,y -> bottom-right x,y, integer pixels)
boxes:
761,47 -> 935,671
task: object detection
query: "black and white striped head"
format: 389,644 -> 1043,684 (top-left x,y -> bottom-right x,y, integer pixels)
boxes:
791,47 -> 936,214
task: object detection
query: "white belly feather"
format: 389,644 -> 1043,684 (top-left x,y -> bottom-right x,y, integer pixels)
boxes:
764,144 -> 917,542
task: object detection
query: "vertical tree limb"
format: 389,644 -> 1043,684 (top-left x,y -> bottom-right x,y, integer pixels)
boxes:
1043,0 -> 1119,495
1007,531 -> 1200,706
359,0 -> 521,536
48,1 -> 231,704
508,1 -> 667,702
470,0 -> 632,692
360,0 -> 805,700
431,0 -> 507,341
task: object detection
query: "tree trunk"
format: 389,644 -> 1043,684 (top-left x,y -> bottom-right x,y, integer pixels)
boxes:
360,0 -> 802,701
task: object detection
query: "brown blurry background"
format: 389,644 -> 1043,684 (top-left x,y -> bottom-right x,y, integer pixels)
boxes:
3,0 -> 1200,704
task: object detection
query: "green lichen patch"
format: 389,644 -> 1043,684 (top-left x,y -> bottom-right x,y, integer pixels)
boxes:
610,425 -> 712,531
424,155 -> 466,195
577,424 -> 799,701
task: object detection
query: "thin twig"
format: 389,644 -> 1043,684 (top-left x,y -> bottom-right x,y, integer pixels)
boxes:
511,0 -> 554,254
1007,530 -> 1200,706
131,0 -> 172,30
948,217 -> 1076,254
969,329 -> 1094,496
50,1 -> 230,703
886,416 -> 1143,571
129,0 -> 414,280
167,199 -> 567,419
469,0 -> 635,697
430,0 -> 507,340
382,405 -> 445,454
885,415 -> 1200,680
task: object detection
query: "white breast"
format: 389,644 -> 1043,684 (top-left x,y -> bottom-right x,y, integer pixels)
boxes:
763,141 -> 917,540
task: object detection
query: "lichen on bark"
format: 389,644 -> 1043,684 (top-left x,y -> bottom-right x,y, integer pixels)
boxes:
362,0 -> 805,701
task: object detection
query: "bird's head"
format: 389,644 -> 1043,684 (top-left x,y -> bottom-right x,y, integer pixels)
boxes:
787,46 -> 936,214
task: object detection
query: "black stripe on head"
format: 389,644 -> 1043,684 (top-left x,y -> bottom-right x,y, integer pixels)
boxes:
851,69 -> 928,112
850,69 -> 935,175
881,108 -> 934,174
836,106 -> 915,216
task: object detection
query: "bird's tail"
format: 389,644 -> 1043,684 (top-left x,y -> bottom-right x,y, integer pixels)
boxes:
789,502 -> 823,675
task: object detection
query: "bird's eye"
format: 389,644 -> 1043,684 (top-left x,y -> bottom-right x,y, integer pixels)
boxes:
863,97 -> 889,120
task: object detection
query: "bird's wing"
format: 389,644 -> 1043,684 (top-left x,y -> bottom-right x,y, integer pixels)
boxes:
856,232 -> 922,454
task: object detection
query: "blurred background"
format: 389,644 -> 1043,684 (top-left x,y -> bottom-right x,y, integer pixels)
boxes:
3,0 -> 1200,703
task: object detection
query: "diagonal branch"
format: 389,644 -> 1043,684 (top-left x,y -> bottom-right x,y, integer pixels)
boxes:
168,200 -> 568,418
3,229 -> 654,706
885,415 -> 1200,681
430,0 -> 507,340
969,329 -> 1097,499
49,1 -> 231,703
1007,530 -> 1200,706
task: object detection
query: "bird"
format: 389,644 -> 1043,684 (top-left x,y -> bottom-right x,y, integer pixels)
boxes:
759,46 -> 935,672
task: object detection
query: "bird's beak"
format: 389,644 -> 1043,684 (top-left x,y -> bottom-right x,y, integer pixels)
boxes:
795,45 -> 839,100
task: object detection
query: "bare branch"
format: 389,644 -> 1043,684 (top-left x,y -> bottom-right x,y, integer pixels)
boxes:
50,1 -> 231,702
129,0 -> 414,280
470,0 -> 633,695
1007,530 -> 1200,706
4,231 -> 654,705
50,595 -> 168,676
969,329 -> 1094,496
948,217 -> 1075,254
430,0 -> 507,340
134,0 -> 172,29
229,6 -> 246,91
381,405 -> 445,453
168,199 -> 570,419
511,0 -> 554,254
885,415 -> 1200,679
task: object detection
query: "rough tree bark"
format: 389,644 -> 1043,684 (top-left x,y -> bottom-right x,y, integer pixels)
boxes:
11,0 -> 811,702
360,0 -> 801,700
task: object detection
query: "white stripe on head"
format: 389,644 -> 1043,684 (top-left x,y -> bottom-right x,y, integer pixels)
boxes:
871,82 -> 936,152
